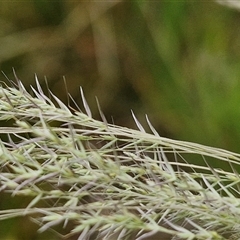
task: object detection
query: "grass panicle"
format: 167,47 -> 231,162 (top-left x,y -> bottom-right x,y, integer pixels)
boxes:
0,79 -> 240,239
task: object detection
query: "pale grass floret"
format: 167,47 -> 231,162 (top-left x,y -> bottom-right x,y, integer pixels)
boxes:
0,78 -> 239,239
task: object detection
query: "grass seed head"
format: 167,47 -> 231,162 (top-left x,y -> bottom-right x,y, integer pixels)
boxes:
0,78 -> 239,239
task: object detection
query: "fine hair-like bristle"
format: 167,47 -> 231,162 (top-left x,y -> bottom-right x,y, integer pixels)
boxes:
0,76 -> 239,239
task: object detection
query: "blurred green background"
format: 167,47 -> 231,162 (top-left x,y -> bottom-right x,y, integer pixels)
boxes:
1,0 -> 240,239
1,0 -> 240,150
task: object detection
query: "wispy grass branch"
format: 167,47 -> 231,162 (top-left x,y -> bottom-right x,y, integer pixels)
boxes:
0,79 -> 240,239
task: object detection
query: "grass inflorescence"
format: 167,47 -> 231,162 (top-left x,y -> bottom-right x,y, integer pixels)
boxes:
0,77 -> 240,239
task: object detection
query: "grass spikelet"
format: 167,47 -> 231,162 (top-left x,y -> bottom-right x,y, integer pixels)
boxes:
0,79 -> 240,239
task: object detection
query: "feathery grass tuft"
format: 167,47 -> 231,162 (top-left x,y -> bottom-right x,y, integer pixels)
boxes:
0,78 -> 240,239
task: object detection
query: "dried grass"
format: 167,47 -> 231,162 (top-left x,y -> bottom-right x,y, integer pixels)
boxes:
0,76 -> 240,239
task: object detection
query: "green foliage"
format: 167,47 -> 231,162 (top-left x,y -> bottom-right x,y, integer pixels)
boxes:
0,80 -> 240,239
1,1 -> 240,153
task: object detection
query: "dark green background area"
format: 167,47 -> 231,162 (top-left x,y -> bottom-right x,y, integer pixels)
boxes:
1,1 -> 239,150
0,1 -> 240,239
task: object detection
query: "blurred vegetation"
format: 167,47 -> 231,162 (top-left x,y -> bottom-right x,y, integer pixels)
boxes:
1,0 -> 240,239
1,0 -> 240,149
